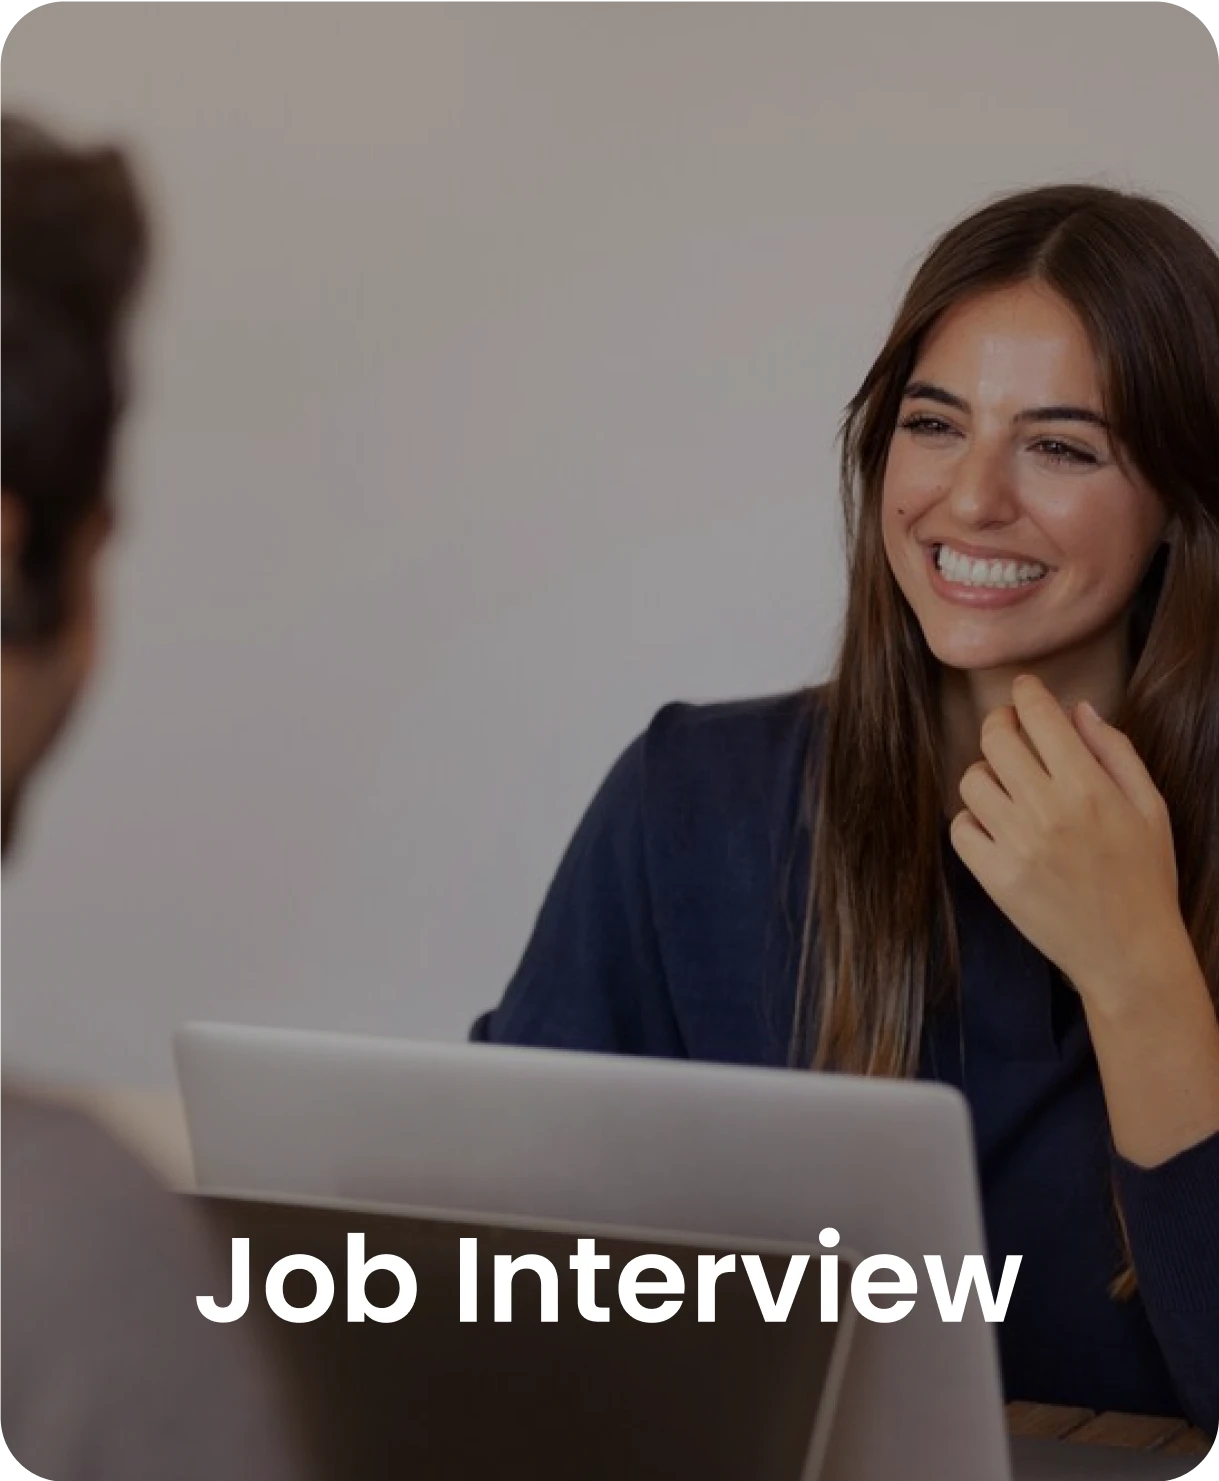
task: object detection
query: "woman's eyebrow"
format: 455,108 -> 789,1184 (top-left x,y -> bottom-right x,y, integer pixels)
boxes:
1014,404 -> 1110,428
902,381 -> 1109,429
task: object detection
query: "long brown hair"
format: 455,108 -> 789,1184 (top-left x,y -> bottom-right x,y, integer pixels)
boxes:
797,185 -> 1219,1099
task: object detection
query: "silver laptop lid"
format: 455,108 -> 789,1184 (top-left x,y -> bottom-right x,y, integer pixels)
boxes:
175,1022 -> 1012,1481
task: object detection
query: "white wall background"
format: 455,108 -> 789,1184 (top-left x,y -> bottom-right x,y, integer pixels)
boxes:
3,4 -> 1217,1088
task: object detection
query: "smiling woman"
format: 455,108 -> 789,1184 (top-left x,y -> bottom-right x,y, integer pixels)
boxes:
472,185 -> 1219,1434
884,284 -> 1167,670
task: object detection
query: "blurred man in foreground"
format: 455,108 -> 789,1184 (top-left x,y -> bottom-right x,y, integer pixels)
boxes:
2,113 -> 304,1480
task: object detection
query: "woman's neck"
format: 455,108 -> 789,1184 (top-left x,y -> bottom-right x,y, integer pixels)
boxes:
939,629 -> 1131,812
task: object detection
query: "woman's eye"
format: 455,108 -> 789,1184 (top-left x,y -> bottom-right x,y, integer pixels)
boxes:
896,418 -> 1101,465
1032,438 -> 1098,466
898,414 -> 957,437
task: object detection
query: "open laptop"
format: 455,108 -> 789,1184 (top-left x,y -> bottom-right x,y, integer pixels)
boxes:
175,1024 -> 1206,1481
193,1189 -> 859,1481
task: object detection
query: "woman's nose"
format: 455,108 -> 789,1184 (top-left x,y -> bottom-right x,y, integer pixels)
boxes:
944,441 -> 1019,527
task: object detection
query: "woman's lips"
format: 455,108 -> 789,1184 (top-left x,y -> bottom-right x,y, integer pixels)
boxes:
924,542 -> 1051,609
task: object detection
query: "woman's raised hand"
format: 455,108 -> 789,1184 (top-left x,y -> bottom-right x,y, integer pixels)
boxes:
949,672 -> 1184,1012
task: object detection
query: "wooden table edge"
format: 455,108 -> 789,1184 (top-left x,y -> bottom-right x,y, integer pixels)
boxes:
1006,1402 -> 1212,1457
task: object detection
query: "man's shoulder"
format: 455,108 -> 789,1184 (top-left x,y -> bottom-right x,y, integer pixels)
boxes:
0,1084 -> 168,1196
2,1084 -> 213,1323
2,1084 -> 303,1480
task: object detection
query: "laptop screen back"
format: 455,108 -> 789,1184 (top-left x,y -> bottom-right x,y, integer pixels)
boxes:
194,1194 -> 855,1481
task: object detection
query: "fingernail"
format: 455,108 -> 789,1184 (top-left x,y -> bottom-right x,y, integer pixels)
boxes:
1079,700 -> 1101,723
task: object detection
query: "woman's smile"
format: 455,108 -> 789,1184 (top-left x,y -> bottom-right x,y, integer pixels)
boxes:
925,538 -> 1051,607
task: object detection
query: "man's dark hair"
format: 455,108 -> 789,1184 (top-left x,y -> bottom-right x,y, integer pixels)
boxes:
2,114 -> 148,642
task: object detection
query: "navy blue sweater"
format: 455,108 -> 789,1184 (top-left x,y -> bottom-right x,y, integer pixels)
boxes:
473,691 -> 1219,1433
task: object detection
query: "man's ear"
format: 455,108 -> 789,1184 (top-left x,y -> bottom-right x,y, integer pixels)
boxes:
1,490 -> 35,644
2,489 -> 26,568
2,494 -> 114,645
81,501 -> 114,556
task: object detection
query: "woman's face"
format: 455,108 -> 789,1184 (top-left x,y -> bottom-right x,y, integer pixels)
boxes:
881,281 -> 1168,674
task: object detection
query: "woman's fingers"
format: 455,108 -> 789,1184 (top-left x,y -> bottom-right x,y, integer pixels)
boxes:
1010,673 -> 1096,784
957,758 -> 1016,840
948,806 -> 999,879
978,703 -> 1050,804
1072,700 -> 1168,821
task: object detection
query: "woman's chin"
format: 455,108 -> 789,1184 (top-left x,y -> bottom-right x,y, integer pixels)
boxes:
922,628 -> 1054,675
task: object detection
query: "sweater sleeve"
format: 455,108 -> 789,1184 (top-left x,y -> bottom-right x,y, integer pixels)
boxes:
1113,1129 -> 1219,1434
470,731 -> 685,1056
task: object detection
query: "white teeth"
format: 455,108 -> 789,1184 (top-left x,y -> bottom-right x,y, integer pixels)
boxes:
934,545 -> 1047,589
